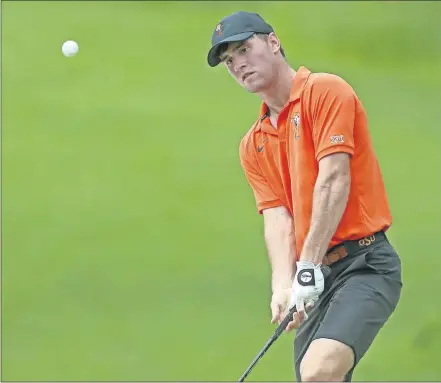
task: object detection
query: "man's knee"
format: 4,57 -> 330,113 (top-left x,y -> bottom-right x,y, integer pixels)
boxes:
300,365 -> 338,382
299,338 -> 354,382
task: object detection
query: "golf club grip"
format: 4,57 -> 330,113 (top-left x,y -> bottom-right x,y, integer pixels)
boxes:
273,266 -> 331,338
274,305 -> 297,338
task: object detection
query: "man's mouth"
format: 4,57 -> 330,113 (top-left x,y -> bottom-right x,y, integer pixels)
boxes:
242,72 -> 255,81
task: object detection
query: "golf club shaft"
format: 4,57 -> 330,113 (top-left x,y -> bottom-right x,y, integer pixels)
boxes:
238,305 -> 298,382
238,266 -> 332,382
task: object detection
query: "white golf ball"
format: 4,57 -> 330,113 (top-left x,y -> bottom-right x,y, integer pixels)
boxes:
62,40 -> 79,57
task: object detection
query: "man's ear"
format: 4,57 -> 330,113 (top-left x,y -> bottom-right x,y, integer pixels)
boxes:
268,32 -> 281,55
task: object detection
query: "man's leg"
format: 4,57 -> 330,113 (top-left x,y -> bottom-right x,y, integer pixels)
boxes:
294,240 -> 402,381
300,339 -> 354,382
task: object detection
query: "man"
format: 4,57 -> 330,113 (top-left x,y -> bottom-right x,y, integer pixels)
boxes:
207,11 -> 403,382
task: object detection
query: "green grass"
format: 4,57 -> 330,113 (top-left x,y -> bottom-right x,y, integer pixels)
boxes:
2,1 -> 441,381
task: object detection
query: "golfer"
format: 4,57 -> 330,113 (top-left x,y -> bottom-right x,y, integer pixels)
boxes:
207,11 -> 402,382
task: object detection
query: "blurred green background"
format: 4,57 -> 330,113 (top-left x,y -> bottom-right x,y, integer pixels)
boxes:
2,1 -> 441,381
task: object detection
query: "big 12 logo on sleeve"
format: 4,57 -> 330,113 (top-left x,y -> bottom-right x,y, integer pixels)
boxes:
330,135 -> 344,144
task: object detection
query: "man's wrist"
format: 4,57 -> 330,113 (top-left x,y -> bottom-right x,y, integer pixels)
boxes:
299,246 -> 325,265
272,274 -> 294,292
296,260 -> 319,269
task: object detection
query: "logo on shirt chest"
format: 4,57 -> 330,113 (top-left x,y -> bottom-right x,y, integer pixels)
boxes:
290,112 -> 301,140
257,138 -> 268,153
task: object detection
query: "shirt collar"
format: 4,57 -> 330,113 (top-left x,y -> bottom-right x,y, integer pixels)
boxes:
256,66 -> 312,131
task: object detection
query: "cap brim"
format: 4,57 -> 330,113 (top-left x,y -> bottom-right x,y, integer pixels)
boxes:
207,31 -> 255,67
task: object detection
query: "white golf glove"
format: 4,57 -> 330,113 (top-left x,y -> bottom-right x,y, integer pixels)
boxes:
289,261 -> 325,320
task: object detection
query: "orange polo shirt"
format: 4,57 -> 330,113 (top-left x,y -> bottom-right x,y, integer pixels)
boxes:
239,66 -> 392,256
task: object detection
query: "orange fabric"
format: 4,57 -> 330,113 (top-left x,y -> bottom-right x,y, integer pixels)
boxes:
239,66 -> 392,256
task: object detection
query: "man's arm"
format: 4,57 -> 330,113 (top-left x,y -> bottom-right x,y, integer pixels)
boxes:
263,206 -> 297,291
299,74 -> 356,265
263,206 -> 299,325
239,132 -> 296,325
299,152 -> 351,264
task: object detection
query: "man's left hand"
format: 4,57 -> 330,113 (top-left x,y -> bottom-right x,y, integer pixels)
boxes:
290,261 -> 325,323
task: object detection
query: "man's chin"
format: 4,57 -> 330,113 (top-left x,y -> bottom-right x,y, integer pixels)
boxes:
243,83 -> 263,94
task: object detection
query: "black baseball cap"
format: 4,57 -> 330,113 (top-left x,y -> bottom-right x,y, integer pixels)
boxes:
207,11 -> 274,67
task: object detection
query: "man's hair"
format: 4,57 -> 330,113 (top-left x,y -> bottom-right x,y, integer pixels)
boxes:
256,33 -> 286,58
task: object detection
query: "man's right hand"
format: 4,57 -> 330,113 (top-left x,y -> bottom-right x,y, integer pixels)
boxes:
270,288 -> 301,332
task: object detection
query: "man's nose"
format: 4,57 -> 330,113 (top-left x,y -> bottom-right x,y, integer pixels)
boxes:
233,58 -> 247,74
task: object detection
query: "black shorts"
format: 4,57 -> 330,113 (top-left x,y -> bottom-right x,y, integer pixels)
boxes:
293,232 -> 402,381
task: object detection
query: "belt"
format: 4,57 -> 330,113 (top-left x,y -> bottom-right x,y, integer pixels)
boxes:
322,231 -> 387,266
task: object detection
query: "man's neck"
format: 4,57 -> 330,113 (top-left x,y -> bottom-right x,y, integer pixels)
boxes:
259,63 -> 296,116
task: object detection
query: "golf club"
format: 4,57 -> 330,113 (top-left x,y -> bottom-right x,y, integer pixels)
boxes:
238,266 -> 331,382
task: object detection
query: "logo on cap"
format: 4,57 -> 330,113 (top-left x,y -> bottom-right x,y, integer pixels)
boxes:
215,23 -> 223,36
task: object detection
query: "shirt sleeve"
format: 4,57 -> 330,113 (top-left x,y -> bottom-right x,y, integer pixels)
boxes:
239,137 -> 282,214
309,74 -> 357,162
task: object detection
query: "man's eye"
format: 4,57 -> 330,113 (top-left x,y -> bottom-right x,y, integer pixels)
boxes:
226,58 -> 232,65
240,46 -> 248,53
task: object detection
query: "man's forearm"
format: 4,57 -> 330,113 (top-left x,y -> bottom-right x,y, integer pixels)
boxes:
300,171 -> 351,265
263,208 -> 297,292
